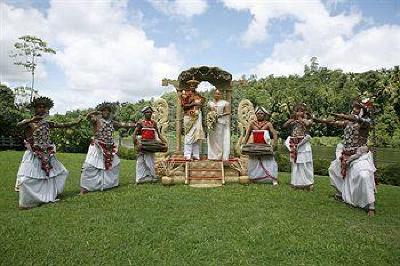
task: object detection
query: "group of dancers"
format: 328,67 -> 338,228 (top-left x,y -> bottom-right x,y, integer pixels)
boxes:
14,79 -> 377,216
238,98 -> 376,216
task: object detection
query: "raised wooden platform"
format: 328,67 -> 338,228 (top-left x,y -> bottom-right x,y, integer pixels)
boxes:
155,156 -> 249,186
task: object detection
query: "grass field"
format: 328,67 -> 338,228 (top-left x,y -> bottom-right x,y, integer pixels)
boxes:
0,151 -> 399,265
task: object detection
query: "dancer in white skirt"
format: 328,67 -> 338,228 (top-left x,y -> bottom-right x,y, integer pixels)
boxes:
315,99 -> 376,216
16,96 -> 81,209
283,103 -> 314,191
80,102 -> 135,195
181,78 -> 205,160
244,107 -> 278,185
207,89 -> 230,160
133,106 -> 167,183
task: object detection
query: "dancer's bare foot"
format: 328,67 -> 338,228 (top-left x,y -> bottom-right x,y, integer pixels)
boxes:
80,188 -> 88,196
368,209 -> 375,217
333,193 -> 343,202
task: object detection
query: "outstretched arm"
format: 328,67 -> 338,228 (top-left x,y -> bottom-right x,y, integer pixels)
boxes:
283,118 -> 294,128
331,113 -> 371,127
86,111 -> 100,121
50,117 -> 82,128
17,118 -> 33,127
17,115 -> 44,127
113,121 -> 136,129
313,116 -> 346,128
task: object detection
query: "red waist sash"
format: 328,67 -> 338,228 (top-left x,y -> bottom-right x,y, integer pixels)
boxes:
340,149 -> 357,178
289,136 -> 304,162
93,140 -> 117,170
26,140 -> 55,177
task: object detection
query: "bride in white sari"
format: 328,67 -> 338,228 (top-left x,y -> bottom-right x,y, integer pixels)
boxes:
207,89 -> 230,160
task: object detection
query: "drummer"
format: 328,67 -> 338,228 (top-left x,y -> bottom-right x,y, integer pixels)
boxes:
244,106 -> 279,185
133,106 -> 167,184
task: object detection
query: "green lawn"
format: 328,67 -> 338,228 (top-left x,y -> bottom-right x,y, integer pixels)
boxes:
0,151 -> 399,265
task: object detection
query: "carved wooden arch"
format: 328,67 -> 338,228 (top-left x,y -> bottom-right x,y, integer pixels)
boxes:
174,66 -> 233,155
177,66 -> 232,91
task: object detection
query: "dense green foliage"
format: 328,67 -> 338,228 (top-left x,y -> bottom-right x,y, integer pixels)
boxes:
118,145 -> 137,160
1,151 -> 399,265
275,151 -> 331,176
230,62 -> 400,145
50,110 -> 93,153
0,84 -> 27,138
378,164 -> 400,187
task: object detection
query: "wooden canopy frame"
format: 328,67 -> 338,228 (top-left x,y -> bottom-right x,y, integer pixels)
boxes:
163,66 -> 233,154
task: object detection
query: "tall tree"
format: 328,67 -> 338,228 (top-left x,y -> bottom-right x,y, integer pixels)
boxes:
9,35 -> 56,102
0,84 -> 25,137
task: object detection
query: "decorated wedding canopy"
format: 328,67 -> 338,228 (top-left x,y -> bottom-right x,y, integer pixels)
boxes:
163,66 -> 233,154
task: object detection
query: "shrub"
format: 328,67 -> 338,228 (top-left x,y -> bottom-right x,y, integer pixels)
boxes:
311,136 -> 340,147
390,128 -> 400,148
118,146 -> 137,160
275,151 -> 331,176
377,163 -> 400,186
51,111 -> 92,153
275,151 -> 291,173
313,158 -> 331,176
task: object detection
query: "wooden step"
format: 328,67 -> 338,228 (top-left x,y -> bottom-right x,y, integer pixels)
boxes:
189,168 -> 221,171
185,161 -> 225,186
189,177 -> 223,180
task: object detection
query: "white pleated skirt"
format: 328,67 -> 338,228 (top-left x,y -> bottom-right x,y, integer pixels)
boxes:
285,137 -> 314,187
17,150 -> 68,208
80,144 -> 120,192
329,143 -> 376,208
136,152 -> 158,183
248,155 -> 278,183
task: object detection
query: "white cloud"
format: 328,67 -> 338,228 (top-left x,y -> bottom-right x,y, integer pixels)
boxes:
197,81 -> 214,92
221,0 -> 400,76
1,0 -> 184,113
0,3 -> 50,83
146,0 -> 208,18
322,25 -> 400,72
222,0 -> 361,47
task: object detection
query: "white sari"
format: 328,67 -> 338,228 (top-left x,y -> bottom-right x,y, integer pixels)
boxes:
329,143 -> 376,209
207,100 -> 230,160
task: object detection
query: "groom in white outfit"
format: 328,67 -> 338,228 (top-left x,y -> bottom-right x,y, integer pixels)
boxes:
181,78 -> 205,160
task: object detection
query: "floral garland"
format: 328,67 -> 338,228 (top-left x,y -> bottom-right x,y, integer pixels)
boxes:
184,111 -> 198,134
207,111 -> 218,131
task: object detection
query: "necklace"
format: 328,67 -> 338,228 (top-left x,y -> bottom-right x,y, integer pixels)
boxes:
254,120 -> 268,129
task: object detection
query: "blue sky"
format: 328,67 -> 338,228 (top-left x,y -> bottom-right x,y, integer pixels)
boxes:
1,0 -> 400,113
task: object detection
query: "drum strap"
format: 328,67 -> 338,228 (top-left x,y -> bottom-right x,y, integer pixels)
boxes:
252,158 -> 277,181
